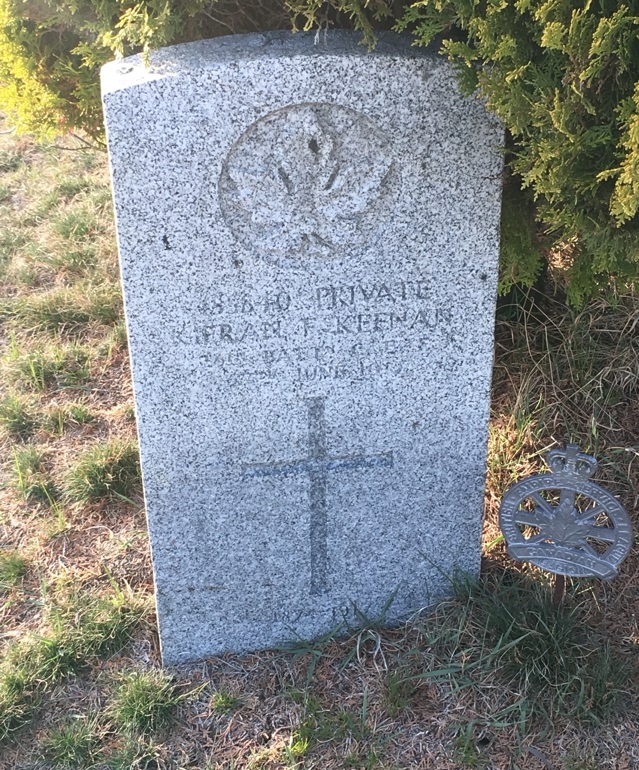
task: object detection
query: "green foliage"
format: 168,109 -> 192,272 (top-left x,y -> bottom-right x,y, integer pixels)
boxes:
0,0 -> 290,140
3,1 -> 639,298
397,0 -> 639,302
0,393 -> 36,438
41,716 -> 102,769
11,445 -> 56,502
0,588 -> 143,741
110,670 -> 182,734
0,550 -> 27,590
499,180 -> 544,295
64,439 -> 141,503
287,0 -> 394,43
435,574 -> 628,722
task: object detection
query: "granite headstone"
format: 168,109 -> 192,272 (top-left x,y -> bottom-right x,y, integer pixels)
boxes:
101,31 -> 503,665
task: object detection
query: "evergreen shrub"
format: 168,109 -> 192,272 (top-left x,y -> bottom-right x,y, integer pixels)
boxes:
2,0 -> 639,301
397,0 -> 639,301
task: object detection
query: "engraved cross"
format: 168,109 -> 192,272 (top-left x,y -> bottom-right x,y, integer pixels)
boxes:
242,397 -> 393,595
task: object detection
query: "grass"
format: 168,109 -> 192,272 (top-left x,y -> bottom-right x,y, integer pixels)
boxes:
40,244 -> 99,276
211,690 -> 243,714
0,393 -> 36,438
0,551 -> 27,591
64,440 -> 141,504
26,177 -> 94,223
11,445 -> 57,503
41,715 -> 102,769
0,589 -> 145,742
0,227 -> 29,260
0,147 -> 25,173
383,665 -> 416,718
564,757 -> 599,770
4,339 -> 91,391
0,133 -> 637,769
110,670 -> 182,734
0,395 -> 93,439
106,737 -> 165,770
42,402 -> 94,436
423,574 -> 628,723
53,206 -> 105,241
0,284 -> 122,333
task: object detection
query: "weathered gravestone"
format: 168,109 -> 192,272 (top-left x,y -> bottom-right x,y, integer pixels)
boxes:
101,31 -> 503,665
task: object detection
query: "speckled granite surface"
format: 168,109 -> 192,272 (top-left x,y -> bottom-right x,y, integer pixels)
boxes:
102,30 -> 503,665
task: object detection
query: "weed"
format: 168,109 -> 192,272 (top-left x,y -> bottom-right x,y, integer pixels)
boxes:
11,445 -> 56,503
0,393 -> 36,438
65,440 -> 141,504
0,550 -> 27,590
41,715 -> 102,769
110,670 -> 182,734
210,690 -> 243,714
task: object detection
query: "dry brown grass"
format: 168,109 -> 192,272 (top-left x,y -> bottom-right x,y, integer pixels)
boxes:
0,130 -> 638,769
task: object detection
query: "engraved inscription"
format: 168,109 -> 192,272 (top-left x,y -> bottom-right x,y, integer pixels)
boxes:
242,397 -> 393,595
178,274 -> 456,383
219,103 -> 398,258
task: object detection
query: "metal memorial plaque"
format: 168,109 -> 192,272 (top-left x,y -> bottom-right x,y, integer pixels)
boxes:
499,444 -> 633,579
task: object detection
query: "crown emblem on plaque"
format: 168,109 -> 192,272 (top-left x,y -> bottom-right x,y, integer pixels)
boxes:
499,444 -> 633,580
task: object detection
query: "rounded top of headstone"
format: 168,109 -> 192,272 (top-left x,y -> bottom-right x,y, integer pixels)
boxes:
101,30 -> 438,96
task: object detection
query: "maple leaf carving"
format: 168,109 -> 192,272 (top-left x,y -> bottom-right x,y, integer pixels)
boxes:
219,103 -> 398,259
